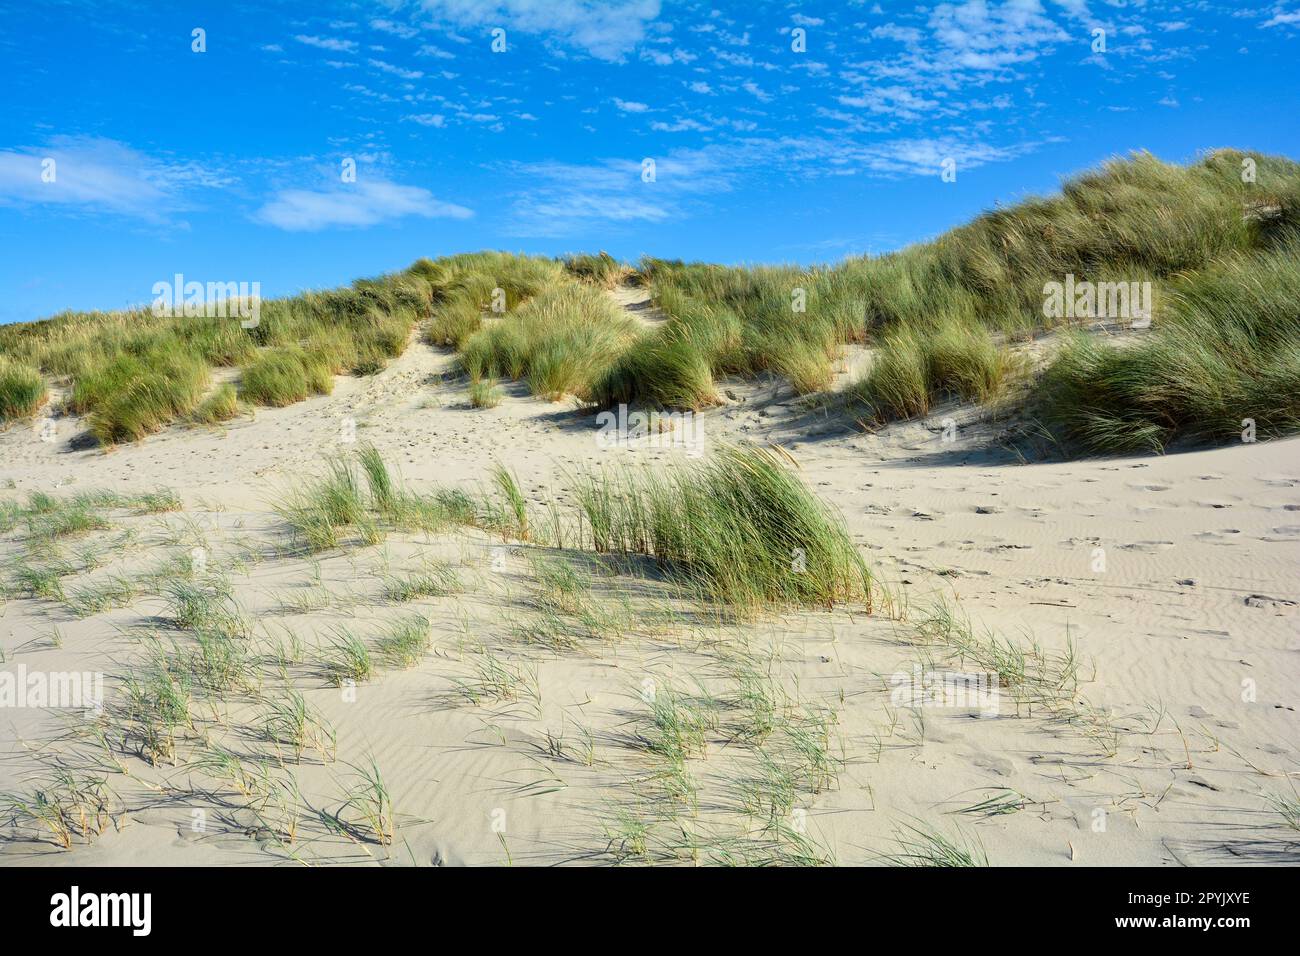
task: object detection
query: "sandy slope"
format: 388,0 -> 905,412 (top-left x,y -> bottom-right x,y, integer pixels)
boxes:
1,297 -> 1297,867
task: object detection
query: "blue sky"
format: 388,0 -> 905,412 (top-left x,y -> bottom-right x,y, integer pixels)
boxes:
1,0 -> 1297,325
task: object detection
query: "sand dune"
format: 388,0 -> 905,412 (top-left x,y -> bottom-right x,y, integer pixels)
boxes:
1,289 -> 1297,867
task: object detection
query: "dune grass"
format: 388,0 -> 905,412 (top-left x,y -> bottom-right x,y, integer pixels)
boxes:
624,150 -> 1300,450
275,446 -> 484,553
460,281 -> 640,401
273,445 -> 868,616
1037,242 -> 1300,452
468,378 -> 503,408
850,320 -> 1024,422
421,252 -> 566,349
83,351 -> 210,444
0,268 -> 433,443
383,562 -> 462,602
571,444 -> 872,613
0,359 -> 47,421
191,383 -> 241,424
239,347 -> 334,406
6,151 -> 1297,453
562,251 -> 632,288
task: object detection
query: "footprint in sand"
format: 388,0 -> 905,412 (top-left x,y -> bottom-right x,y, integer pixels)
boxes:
1244,594 -> 1297,612
1119,540 -> 1175,553
1192,529 -> 1241,544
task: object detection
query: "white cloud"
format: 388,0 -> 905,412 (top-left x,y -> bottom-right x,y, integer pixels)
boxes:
839,85 -> 939,119
1262,10 -> 1300,27
614,98 -> 650,112
254,179 -> 473,231
369,58 -> 424,79
0,136 -> 223,222
506,150 -> 730,236
370,18 -> 420,39
651,119 -> 710,132
405,113 -> 447,126
418,0 -> 662,60
294,34 -> 359,52
506,132 -> 1038,236
417,44 -> 456,58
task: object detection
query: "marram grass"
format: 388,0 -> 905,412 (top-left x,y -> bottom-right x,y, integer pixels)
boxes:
0,360 -> 47,421
570,444 -> 873,614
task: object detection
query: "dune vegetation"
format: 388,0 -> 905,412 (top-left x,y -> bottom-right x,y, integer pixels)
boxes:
1,149 -> 1297,455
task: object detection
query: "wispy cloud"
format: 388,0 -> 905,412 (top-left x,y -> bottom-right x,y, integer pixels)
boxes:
294,33 -> 358,53
1261,5 -> 1300,28
505,132 -> 1036,237
0,136 -> 224,222
369,58 -> 424,79
417,0 -> 662,61
370,18 -> 420,40
506,150 -> 728,236
254,179 -> 472,231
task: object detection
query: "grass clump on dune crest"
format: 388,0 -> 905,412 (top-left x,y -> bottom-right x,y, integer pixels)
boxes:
461,281 -> 639,401
562,251 -> 633,288
0,360 -> 47,421
571,444 -> 872,614
422,252 -> 566,349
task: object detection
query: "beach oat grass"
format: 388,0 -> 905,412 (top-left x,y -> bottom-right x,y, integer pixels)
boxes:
563,251 -> 634,288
